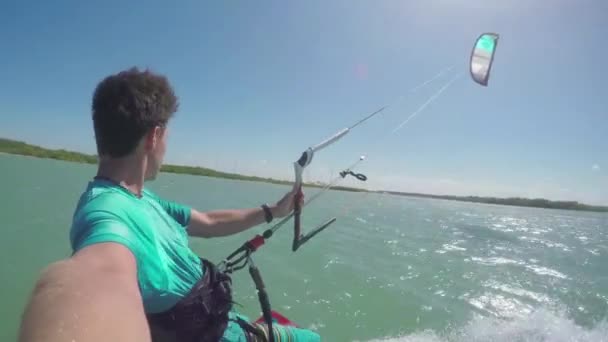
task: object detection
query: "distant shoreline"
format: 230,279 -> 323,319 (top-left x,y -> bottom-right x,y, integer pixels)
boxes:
0,138 -> 364,193
2,137 -> 607,212
377,191 -> 608,213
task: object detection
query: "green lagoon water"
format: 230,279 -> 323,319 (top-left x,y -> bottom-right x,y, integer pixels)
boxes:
1,153 -> 607,341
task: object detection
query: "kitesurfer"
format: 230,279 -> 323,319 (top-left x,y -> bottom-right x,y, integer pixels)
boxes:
18,67 -> 321,342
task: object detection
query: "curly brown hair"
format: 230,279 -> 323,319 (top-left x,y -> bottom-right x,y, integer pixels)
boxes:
91,67 -> 179,158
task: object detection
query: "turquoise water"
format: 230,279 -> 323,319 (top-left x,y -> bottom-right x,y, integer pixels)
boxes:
1,154 -> 607,341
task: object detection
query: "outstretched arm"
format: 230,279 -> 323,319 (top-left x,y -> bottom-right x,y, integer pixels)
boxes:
18,242 -> 150,342
187,186 -> 302,238
188,205 -> 276,238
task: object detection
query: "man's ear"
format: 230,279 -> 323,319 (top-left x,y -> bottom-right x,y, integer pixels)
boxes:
143,126 -> 161,151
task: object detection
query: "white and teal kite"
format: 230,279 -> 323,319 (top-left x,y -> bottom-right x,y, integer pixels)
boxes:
470,32 -> 499,86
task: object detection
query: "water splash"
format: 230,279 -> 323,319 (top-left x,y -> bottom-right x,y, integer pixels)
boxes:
364,308 -> 608,342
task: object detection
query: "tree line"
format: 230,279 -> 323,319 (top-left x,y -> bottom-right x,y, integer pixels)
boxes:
0,138 -> 364,192
2,137 -> 606,212
379,191 -> 608,213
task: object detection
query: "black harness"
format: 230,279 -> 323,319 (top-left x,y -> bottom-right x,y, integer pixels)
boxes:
146,258 -> 263,342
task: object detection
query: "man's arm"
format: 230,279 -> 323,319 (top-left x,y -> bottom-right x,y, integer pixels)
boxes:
187,186 -> 302,238
187,206 -> 277,238
18,242 -> 150,342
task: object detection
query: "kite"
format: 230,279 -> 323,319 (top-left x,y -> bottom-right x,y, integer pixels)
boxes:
470,33 -> 499,86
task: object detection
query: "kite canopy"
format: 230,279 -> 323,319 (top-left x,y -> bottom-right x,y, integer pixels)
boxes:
470,33 -> 499,86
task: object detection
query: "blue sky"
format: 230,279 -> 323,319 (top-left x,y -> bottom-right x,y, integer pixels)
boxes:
1,0 -> 607,205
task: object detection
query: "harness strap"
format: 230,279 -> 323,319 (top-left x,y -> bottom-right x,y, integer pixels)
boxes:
233,317 -> 266,342
147,258 -> 234,342
240,322 -> 296,342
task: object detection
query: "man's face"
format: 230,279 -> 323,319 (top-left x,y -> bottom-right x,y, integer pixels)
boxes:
144,125 -> 167,181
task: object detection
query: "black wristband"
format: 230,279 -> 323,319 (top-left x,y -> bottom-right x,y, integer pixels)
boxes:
261,204 -> 273,223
